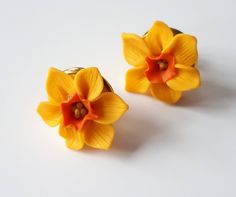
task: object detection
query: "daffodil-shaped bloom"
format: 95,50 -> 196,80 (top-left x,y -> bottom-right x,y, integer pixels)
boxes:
122,21 -> 201,104
37,67 -> 128,150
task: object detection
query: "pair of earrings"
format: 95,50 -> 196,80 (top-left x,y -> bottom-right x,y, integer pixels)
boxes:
37,21 -> 201,151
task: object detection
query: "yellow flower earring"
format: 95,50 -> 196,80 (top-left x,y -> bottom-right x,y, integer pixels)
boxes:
122,21 -> 201,104
37,67 -> 128,150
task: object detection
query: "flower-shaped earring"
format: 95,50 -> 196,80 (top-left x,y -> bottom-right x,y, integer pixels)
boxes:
37,67 -> 128,150
122,21 -> 201,104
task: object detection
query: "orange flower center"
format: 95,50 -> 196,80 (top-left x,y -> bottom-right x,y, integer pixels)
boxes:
61,94 -> 97,131
145,53 -> 177,83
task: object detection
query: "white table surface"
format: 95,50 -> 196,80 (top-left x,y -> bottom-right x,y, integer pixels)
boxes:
1,0 -> 236,196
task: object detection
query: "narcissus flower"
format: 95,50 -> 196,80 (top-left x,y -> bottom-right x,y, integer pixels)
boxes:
37,67 -> 128,150
122,21 -> 201,104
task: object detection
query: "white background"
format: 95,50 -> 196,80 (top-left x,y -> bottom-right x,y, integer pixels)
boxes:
1,0 -> 236,196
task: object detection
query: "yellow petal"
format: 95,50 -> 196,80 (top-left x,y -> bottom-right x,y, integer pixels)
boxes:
37,102 -> 61,126
83,121 -> 114,150
166,64 -> 200,91
125,67 -> 150,93
122,33 -> 151,67
92,92 -> 128,124
46,67 -> 75,103
150,83 -> 182,104
75,67 -> 104,101
59,125 -> 73,139
144,21 -> 173,55
163,34 -> 198,66
65,128 -> 84,150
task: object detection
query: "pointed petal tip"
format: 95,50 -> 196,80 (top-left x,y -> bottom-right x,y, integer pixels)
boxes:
46,67 -> 75,103
121,32 -> 129,38
83,122 -> 114,150
151,83 -> 182,104
125,68 -> 150,93
92,92 -> 128,125
37,102 -> 61,127
75,67 -> 104,101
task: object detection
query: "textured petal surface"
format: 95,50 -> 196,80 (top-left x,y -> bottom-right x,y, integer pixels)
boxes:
46,67 -> 75,103
75,67 -> 104,101
166,64 -> 200,91
83,121 -> 114,150
37,102 -> 61,126
65,128 -> 84,150
150,83 -> 182,104
163,34 -> 198,66
126,67 -> 150,93
122,33 -> 150,67
145,21 -> 173,55
92,92 -> 128,124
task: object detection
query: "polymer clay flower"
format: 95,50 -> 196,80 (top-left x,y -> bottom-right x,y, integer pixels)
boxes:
122,21 -> 201,104
37,67 -> 128,150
